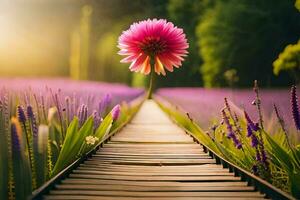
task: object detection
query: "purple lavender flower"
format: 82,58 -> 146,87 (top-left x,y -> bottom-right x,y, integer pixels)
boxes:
224,97 -> 232,114
227,131 -> 235,139
222,109 -> 233,133
98,94 -> 112,116
244,111 -> 259,131
17,105 -> 26,124
246,125 -> 253,137
250,134 -> 259,147
261,149 -> 267,162
11,119 -> 21,154
77,104 -> 88,127
92,110 -> 101,130
27,105 -> 38,149
291,85 -> 300,130
222,109 -> 242,149
111,104 -> 121,121
233,137 -> 242,149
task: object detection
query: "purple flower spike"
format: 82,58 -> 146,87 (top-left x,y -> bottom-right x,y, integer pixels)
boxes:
98,94 -> 112,116
250,134 -> 259,147
27,105 -> 38,148
222,109 -> 242,149
111,104 -> 121,121
78,104 -> 88,127
11,119 -> 21,153
92,110 -> 101,130
27,105 -> 34,119
222,110 -> 233,133
261,150 -> 267,162
236,142 -> 242,149
246,125 -> 253,137
244,111 -> 259,131
291,85 -> 300,130
227,131 -> 234,139
17,105 -> 26,124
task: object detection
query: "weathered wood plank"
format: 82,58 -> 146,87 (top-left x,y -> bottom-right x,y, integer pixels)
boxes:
56,184 -> 255,192
49,190 -> 264,197
72,169 -> 234,176
44,195 -> 266,200
62,179 -> 249,187
69,174 -> 242,181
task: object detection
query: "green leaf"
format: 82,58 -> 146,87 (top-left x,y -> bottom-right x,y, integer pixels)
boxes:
263,131 -> 294,172
94,113 -> 113,140
51,117 -> 80,176
289,169 -> 300,198
0,112 -> 8,200
215,141 -> 247,169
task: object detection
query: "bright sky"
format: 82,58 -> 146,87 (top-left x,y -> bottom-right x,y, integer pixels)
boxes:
0,1 -> 75,76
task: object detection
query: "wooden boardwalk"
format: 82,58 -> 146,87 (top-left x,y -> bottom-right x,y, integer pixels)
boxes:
43,100 -> 267,200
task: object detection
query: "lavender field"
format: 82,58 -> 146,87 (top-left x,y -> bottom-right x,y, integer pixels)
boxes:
0,78 -> 144,199
0,78 -> 143,104
157,87 -> 298,137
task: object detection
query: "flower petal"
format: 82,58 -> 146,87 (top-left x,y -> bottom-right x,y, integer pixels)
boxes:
154,56 -> 166,76
129,53 -> 147,72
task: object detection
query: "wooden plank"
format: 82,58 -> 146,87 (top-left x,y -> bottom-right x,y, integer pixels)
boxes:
79,164 -> 225,171
56,184 -> 255,192
83,160 -> 216,165
102,145 -> 202,148
97,149 -> 205,154
80,163 -> 222,167
72,169 -> 234,176
76,167 -> 230,173
92,153 -> 210,157
69,174 -> 242,181
49,190 -> 264,197
44,195 -> 266,200
62,179 -> 249,187
92,155 -> 212,159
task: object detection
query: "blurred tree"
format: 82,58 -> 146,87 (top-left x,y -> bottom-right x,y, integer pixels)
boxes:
155,0 -> 213,87
196,0 -> 300,87
70,5 -> 92,80
224,68 -> 239,88
94,22 -> 132,84
296,0 -> 300,11
273,41 -> 300,83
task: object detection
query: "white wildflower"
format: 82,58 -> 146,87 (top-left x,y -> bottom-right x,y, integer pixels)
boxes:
38,125 -> 49,153
47,107 -> 57,124
85,136 -> 99,145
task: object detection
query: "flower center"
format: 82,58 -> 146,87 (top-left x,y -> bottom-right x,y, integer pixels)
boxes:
140,36 -> 167,56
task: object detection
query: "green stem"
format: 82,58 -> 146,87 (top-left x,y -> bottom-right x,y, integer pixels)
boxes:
147,70 -> 154,99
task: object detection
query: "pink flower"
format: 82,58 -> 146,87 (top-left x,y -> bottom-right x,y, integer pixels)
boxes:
118,19 -> 188,76
111,104 -> 121,120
